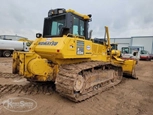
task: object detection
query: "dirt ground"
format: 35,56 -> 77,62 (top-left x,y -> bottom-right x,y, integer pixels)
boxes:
0,58 -> 153,115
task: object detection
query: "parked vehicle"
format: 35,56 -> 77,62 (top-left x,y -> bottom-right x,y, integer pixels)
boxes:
140,50 -> 152,61
150,54 -> 153,59
0,40 -> 30,57
121,46 -> 139,64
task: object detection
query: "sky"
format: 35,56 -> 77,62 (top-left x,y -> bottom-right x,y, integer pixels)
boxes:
0,0 -> 153,40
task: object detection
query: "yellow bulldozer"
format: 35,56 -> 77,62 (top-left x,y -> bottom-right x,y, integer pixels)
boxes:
12,8 -> 137,102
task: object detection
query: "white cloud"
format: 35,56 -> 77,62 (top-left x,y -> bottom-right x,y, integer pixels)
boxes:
0,0 -> 153,39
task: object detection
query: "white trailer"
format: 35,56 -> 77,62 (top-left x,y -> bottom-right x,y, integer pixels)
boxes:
0,40 -> 29,57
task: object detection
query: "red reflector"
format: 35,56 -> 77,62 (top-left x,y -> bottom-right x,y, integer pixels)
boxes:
57,49 -> 60,52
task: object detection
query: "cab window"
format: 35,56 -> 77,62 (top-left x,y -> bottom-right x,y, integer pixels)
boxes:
80,20 -> 84,36
51,16 -> 65,36
73,17 -> 79,35
122,47 -> 129,54
72,16 -> 85,36
43,15 -> 65,37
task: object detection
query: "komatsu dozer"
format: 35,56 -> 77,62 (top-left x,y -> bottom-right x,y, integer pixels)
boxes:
13,8 -> 137,102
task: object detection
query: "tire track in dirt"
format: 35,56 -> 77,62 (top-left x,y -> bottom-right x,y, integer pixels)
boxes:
0,83 -> 54,97
0,58 -> 153,115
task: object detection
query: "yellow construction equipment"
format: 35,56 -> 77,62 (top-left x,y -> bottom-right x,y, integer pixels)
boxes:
12,8 -> 137,102
110,43 -> 137,77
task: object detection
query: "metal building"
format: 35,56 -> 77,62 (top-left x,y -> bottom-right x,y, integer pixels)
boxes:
110,36 -> 153,54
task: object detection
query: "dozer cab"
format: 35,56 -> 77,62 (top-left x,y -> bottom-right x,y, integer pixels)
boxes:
13,8 -> 137,102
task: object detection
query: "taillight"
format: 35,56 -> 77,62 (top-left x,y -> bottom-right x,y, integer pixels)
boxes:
57,49 -> 60,52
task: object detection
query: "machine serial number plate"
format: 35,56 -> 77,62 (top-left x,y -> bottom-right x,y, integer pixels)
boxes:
77,40 -> 84,55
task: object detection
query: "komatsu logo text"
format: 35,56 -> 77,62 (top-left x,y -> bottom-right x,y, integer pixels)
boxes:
38,41 -> 58,46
